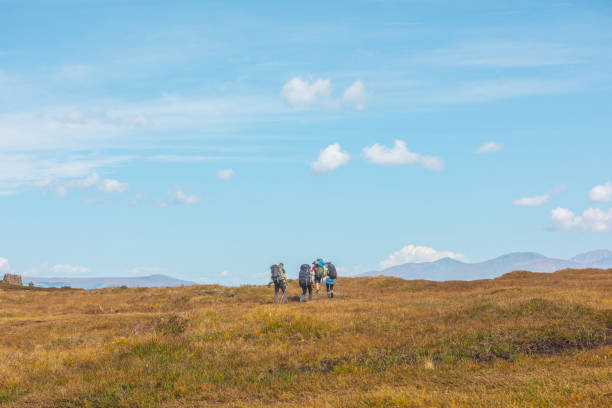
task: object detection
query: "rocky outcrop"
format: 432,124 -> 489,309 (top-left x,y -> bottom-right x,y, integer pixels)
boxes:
2,274 -> 23,286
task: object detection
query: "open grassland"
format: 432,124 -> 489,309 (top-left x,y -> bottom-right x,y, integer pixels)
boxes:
1,269 -> 611,407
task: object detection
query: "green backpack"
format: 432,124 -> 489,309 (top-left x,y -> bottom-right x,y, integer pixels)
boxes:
315,265 -> 324,278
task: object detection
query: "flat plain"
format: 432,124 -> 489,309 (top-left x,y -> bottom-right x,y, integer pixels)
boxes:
1,269 -> 611,407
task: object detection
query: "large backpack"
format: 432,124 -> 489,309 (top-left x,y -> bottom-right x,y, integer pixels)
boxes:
298,264 -> 311,287
327,263 -> 337,279
270,264 -> 281,283
315,265 -> 324,278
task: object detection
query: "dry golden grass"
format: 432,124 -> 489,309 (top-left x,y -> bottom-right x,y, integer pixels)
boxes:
1,268 -> 611,407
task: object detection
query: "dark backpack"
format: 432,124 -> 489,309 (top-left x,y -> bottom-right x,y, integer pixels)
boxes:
270,264 -> 281,283
298,264 -> 311,287
327,263 -> 337,279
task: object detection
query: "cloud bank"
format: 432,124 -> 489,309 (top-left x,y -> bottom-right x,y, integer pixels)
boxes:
551,207 -> 612,232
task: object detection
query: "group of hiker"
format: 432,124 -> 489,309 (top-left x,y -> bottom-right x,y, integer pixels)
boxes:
269,258 -> 338,303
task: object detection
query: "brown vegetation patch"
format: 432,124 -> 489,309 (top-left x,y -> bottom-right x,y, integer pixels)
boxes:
1,269 -> 611,407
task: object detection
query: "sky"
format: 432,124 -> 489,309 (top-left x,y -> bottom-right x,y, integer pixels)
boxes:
1,0 -> 612,284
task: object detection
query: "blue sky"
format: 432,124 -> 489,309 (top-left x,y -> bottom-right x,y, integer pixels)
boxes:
1,0 -> 612,284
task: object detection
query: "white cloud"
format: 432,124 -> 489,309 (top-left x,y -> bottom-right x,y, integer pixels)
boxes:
379,245 -> 465,269
0,153 -> 130,192
0,94 -> 283,153
363,140 -> 444,171
513,194 -> 549,207
171,188 -> 200,205
0,91 -> 294,193
343,80 -> 367,110
66,173 -> 101,189
51,264 -> 91,276
476,142 -> 503,153
551,207 -> 612,232
31,177 -> 68,196
98,178 -> 129,194
40,173 -> 129,195
20,262 -> 93,278
0,257 -> 10,272
217,169 -> 235,180
220,270 -> 229,276
281,77 -> 331,107
0,94 -> 289,193
589,182 -> 612,202
310,143 -> 350,174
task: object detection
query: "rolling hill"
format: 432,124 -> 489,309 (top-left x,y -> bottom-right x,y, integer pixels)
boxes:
22,274 -> 196,289
1,269 -> 611,406
360,250 -> 612,281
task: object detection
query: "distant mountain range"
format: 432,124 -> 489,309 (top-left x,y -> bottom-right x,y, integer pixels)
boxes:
22,274 -> 197,290
359,250 -> 612,281
20,250 -> 612,288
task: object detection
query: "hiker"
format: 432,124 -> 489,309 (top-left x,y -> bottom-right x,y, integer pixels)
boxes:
325,262 -> 337,298
270,263 -> 287,303
298,263 -> 313,302
313,259 -> 325,295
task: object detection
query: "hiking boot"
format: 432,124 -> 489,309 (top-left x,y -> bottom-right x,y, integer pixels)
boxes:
330,291 -> 333,298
